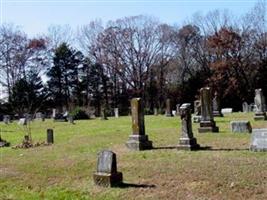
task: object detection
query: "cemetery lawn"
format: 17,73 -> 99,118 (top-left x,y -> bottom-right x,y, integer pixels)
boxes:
0,113 -> 267,200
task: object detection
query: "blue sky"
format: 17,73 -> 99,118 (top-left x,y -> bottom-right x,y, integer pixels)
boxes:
0,0 -> 260,36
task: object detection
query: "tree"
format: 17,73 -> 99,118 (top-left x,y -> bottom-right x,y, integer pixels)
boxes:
47,43 -> 83,111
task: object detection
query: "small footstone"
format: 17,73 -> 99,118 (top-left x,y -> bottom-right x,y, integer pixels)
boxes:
93,150 -> 123,187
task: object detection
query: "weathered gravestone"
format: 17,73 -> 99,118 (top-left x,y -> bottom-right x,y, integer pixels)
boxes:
250,129 -> 267,152
114,108 -> 119,118
172,110 -> 176,116
165,99 -> 173,117
47,129 -> 54,144
212,92 -> 223,117
198,87 -> 219,133
193,100 -> 201,123
177,103 -> 200,150
68,116 -> 74,124
3,115 -> 11,124
242,102 -> 249,113
254,89 -> 267,120
93,150 -> 123,187
52,109 -> 56,118
126,98 -> 153,150
230,121 -> 252,133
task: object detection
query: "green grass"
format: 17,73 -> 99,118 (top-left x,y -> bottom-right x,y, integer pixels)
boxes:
0,113 -> 267,200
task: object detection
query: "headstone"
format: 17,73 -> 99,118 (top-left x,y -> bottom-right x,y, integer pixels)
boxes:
93,150 -> 123,187
176,104 -> 180,116
47,129 -> 54,144
250,129 -> 267,152
254,89 -> 267,120
114,108 -> 119,118
172,110 -> 176,116
177,103 -> 200,150
230,121 -> 252,133
242,102 -> 249,113
153,108 -> 158,116
18,118 -> 27,125
212,92 -> 223,117
3,115 -> 10,124
126,98 -> 153,150
221,108 -> 233,114
198,87 -> 219,133
165,99 -> 173,117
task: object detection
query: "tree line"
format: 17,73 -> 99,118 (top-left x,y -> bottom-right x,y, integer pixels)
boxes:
0,1 -> 266,117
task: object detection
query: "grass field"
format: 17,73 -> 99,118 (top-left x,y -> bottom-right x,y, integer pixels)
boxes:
0,113 -> 266,200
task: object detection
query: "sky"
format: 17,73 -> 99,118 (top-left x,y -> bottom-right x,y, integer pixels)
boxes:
0,0 -> 260,37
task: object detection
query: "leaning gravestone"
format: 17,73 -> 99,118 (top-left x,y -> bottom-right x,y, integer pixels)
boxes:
165,99 -> 173,117
177,103 -> 200,150
230,121 -> 252,133
198,87 -> 219,133
126,98 -> 153,150
250,129 -> 267,152
242,102 -> 249,113
212,92 -> 223,117
254,89 -> 266,120
93,150 -> 123,187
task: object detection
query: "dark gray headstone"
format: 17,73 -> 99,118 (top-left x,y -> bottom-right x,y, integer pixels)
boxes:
212,92 -> 223,117
47,129 -> 54,144
250,129 -> 267,152
93,150 -> 123,187
96,150 -> 117,174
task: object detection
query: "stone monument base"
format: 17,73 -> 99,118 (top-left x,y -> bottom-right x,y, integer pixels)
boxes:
93,172 -> 123,187
198,121 -> 219,133
177,137 -> 200,150
126,135 -> 153,150
254,112 -> 266,121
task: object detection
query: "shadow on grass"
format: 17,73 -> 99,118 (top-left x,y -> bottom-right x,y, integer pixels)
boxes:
118,182 -> 156,188
153,146 -> 177,150
152,146 -> 249,151
199,146 -> 249,151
